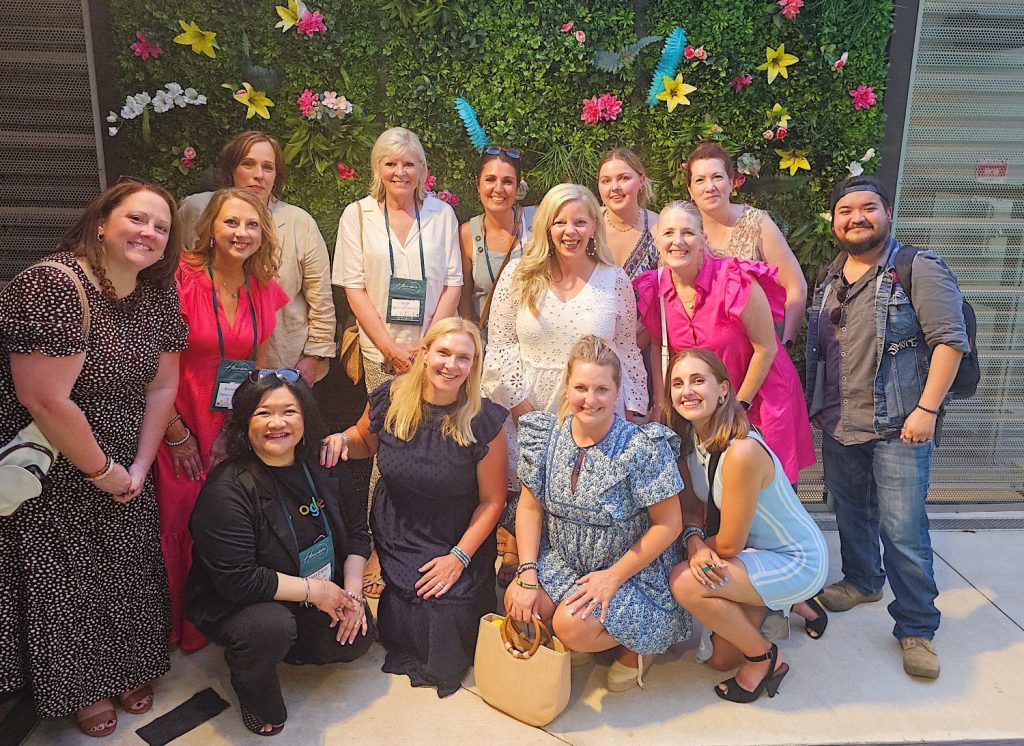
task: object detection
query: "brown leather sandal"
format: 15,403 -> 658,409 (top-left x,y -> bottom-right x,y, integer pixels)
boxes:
76,700 -> 117,738
118,682 -> 154,715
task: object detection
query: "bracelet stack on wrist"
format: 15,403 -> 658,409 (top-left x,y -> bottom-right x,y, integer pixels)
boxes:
516,561 -> 538,577
682,524 -> 707,543
450,546 -> 471,568
83,454 -> 114,481
515,577 -> 538,590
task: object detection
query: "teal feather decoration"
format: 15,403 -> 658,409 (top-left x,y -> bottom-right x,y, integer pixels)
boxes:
646,27 -> 686,106
454,97 -> 489,152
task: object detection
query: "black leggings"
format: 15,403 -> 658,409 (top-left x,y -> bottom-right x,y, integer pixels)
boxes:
207,601 -> 376,724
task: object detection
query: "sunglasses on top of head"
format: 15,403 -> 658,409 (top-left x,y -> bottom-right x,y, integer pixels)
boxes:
248,368 -> 301,384
483,146 -> 521,160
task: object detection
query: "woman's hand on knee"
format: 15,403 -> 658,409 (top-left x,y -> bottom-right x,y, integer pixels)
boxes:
564,569 -> 623,623
687,547 -> 729,588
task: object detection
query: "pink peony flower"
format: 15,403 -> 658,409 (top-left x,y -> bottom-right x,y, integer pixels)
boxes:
297,88 -> 319,117
180,157 -> 193,167
684,45 -> 696,60
448,193 -> 461,206
437,190 -> 452,203
575,30 -> 586,43
778,0 -> 804,20
336,162 -> 357,180
580,96 -> 602,125
596,93 -> 623,121
732,73 -> 753,93
561,22 -> 573,32
424,171 -> 437,192
733,173 -> 746,189
762,129 -> 775,140
775,126 -> 788,139
296,10 -> 327,36
850,84 -> 877,110
183,146 -> 197,160
130,31 -> 162,60
694,46 -> 707,60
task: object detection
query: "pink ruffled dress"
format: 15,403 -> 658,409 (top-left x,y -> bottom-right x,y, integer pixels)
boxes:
633,254 -> 815,482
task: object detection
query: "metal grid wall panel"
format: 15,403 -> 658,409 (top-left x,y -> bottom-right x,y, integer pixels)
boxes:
0,0 -> 102,282
895,0 -> 1024,503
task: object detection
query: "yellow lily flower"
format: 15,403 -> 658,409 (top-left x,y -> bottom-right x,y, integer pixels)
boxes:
174,20 -> 217,59
769,103 -> 792,127
757,44 -> 799,84
275,0 -> 306,32
775,149 -> 811,176
234,83 -> 275,120
655,73 -> 697,113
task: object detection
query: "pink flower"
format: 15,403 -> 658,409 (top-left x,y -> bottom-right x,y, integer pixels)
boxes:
731,73 -> 753,93
130,31 -> 162,60
448,193 -> 461,206
596,93 -> 623,121
296,10 -> 327,36
296,88 -> 319,117
180,157 -> 193,167
684,45 -> 696,59
336,162 -> 356,180
850,84 -> 877,110
424,171 -> 437,192
762,129 -> 775,140
561,22 -> 573,32
437,190 -> 452,203
183,146 -> 197,160
775,126 -> 788,139
694,46 -> 707,60
733,173 -> 746,189
580,96 -> 602,125
777,0 -> 804,20
575,30 -> 586,43
832,52 -> 849,71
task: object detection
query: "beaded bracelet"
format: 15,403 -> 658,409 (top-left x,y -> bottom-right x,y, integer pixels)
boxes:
515,577 -> 538,590
344,589 -> 364,604
516,561 -> 538,577
166,413 -> 182,430
164,428 -> 192,447
450,546 -> 471,568
916,404 -> 939,416
681,524 -> 707,544
302,577 -> 312,606
83,454 -> 113,481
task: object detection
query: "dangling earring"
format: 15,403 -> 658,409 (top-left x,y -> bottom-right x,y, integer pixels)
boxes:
547,239 -> 555,257
209,238 -> 215,249
586,237 -> 597,257
718,396 -> 726,404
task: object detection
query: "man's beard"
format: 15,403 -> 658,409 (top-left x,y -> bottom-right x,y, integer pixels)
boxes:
835,222 -> 889,255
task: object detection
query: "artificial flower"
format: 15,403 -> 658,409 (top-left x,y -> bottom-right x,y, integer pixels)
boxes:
860,147 -> 876,161
684,45 -> 695,59
130,31 -> 162,60
775,126 -> 788,139
561,22 -> 573,32
694,46 -> 707,60
731,73 -> 753,93
120,92 -> 150,119
437,190 -> 461,206
296,10 -> 327,35
580,97 -> 602,125
424,171 -> 437,191
297,88 -> 319,117
818,212 -> 832,222
832,52 -> 849,71
850,84 -> 877,110
337,162 -> 357,180
769,103 -> 792,128
656,73 -> 697,112
106,111 -> 118,124
847,160 -> 864,177
776,148 -> 811,175
151,90 -> 174,113
778,0 -> 804,20
757,44 -> 799,84
107,126 -> 118,136
275,0 -> 307,32
736,152 -> 762,178
321,91 -> 352,116
762,129 -> 775,140
184,146 -> 197,160
181,156 -> 193,167
183,87 -> 206,104
173,20 -> 217,58
234,83 -> 274,119
575,30 -> 586,43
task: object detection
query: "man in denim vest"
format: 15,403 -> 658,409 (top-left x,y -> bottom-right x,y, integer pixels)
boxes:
805,176 -> 968,679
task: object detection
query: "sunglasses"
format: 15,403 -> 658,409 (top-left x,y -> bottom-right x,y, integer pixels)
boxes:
829,283 -> 849,327
248,368 -> 301,384
482,145 -> 521,160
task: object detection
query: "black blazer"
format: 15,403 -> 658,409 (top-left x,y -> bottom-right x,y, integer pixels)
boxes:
185,455 -> 370,632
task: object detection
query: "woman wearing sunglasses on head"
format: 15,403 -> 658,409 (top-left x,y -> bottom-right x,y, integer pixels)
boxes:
154,188 -> 289,652
186,370 -> 374,736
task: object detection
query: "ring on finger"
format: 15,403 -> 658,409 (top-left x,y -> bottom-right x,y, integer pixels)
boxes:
701,564 -> 713,573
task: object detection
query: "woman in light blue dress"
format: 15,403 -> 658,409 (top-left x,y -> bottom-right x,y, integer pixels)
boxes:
666,348 -> 828,704
504,336 -> 691,693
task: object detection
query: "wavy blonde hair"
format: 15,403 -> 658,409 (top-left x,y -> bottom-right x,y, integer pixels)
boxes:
511,184 -> 612,316
369,127 -> 428,204
557,335 -> 622,424
385,318 -> 484,446
598,147 -> 654,207
186,188 -> 281,285
662,348 -> 749,455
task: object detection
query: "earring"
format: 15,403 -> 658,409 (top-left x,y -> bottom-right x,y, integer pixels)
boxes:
209,238 -> 215,249
586,237 -> 597,257
718,396 -> 726,404
97,230 -> 104,242
547,240 -> 555,257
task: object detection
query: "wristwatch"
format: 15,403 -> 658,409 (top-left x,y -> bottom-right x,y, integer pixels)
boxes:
739,400 -> 751,411
783,339 -> 795,350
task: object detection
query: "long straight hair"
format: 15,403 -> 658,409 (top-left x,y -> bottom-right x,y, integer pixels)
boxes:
385,317 -> 484,446
662,348 -> 749,455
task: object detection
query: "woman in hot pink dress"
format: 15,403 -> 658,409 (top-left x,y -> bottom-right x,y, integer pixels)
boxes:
634,201 -> 813,483
155,188 -> 289,651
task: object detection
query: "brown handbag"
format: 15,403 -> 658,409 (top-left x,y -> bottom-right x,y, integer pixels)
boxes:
339,203 -> 366,385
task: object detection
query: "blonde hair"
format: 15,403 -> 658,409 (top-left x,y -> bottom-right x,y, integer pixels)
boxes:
662,348 -> 749,455
557,335 -> 622,423
659,199 -> 704,231
385,318 -> 484,446
186,188 -> 281,285
511,184 -> 613,316
598,148 -> 654,207
369,127 -> 428,203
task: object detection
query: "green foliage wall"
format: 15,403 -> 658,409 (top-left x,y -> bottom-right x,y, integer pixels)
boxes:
104,0 -> 893,268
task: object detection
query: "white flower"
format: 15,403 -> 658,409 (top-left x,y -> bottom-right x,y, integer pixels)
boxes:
132,92 -> 152,107
106,111 -> 118,123
121,95 -> 144,119
183,87 -> 207,105
859,147 -> 876,162
152,90 -> 174,113
164,82 -> 183,97
108,126 -> 119,136
847,160 -> 864,177
818,212 -> 832,222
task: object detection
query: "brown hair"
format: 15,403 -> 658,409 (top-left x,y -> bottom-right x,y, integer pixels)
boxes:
598,147 -> 654,206
475,144 -> 523,185
217,131 -> 287,199
185,188 -> 281,285
557,335 -> 622,423
662,348 -> 749,455
684,142 -> 735,185
57,180 -> 182,293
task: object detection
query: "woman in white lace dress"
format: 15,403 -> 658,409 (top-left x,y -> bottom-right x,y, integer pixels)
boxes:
481,184 -> 647,530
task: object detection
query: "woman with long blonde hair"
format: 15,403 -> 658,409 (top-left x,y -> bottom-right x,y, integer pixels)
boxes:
321,317 -> 507,697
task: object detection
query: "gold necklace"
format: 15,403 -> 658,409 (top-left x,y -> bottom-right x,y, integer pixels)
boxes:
605,209 -> 639,233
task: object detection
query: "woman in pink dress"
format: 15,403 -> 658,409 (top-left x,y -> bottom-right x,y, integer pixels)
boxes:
155,188 -> 289,651
634,200 -> 813,483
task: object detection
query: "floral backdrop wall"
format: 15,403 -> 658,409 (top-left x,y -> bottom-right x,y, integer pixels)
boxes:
103,0 -> 893,274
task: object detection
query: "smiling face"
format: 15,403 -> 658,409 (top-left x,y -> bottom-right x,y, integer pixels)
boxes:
656,206 -> 706,277
686,157 -> 732,213
549,199 -> 596,263
566,361 -> 619,429
422,331 -> 477,403
99,189 -> 172,274
670,355 -> 729,431
212,197 -> 263,266
232,140 -> 277,204
477,158 -> 518,215
832,191 -> 892,255
598,157 -> 645,213
379,149 -> 422,203
248,386 -> 304,466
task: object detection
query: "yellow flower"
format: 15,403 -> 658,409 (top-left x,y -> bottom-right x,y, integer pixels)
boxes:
655,73 -> 697,112
275,0 -> 306,32
174,20 -> 217,58
775,149 -> 811,176
769,103 -> 792,127
757,44 -> 799,84
234,83 -> 275,120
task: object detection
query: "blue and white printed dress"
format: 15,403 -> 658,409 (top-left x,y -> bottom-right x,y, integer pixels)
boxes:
518,411 -> 692,654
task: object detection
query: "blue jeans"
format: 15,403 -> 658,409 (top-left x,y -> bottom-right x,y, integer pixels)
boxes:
822,432 -> 940,640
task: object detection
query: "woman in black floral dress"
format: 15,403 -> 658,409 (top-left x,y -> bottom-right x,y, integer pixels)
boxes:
0,180 -> 188,737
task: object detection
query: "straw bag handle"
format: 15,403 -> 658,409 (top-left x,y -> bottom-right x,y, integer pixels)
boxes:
500,616 -> 551,660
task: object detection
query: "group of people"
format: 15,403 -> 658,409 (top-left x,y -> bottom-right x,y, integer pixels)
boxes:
0,123 -> 968,737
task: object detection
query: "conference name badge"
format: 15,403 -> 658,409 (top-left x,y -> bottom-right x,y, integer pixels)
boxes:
386,276 -> 427,324
210,359 -> 257,412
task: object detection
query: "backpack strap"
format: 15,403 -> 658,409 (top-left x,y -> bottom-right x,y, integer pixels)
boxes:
893,244 -> 921,298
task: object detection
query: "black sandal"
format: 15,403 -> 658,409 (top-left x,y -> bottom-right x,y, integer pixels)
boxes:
714,642 -> 789,703
240,704 -> 284,737
800,596 -> 828,640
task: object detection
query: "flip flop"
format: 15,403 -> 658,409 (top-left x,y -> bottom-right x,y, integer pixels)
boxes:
362,569 -> 385,599
76,701 -> 117,738
118,682 -> 154,715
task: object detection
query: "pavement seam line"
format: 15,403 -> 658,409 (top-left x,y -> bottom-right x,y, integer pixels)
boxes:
459,684 -> 573,743
933,546 -> 1024,634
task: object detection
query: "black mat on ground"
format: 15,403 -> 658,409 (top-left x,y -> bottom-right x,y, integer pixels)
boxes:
0,689 -> 37,746
134,688 -> 229,746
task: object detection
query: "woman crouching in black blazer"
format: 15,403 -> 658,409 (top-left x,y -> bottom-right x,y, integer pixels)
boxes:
186,370 -> 374,736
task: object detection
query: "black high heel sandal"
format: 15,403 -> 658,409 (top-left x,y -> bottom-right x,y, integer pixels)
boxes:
798,596 -> 828,639
714,642 -> 789,703
240,704 -> 285,737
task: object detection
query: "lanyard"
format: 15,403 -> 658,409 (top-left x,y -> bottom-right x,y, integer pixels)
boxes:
270,461 -> 331,556
207,265 -> 258,361
383,201 -> 427,281
482,206 -> 522,285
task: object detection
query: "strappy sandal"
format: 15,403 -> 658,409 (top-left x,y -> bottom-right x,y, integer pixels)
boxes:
796,596 -> 828,640
714,642 -> 789,703
496,551 -> 519,588
118,682 -> 154,715
362,551 -> 385,599
240,704 -> 285,737
76,699 -> 117,738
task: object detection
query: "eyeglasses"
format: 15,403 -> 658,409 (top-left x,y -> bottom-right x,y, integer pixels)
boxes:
115,175 -> 147,186
248,368 -> 301,384
482,145 -> 521,160
829,283 -> 848,326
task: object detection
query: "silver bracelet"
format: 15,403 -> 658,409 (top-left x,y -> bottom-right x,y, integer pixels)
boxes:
302,577 -> 311,606
164,428 -> 192,447
682,524 -> 707,544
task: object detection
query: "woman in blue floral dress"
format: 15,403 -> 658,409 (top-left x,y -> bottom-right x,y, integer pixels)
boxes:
504,335 -> 691,692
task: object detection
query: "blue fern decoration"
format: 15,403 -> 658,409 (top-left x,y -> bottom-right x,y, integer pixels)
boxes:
645,27 -> 687,106
454,97 -> 489,152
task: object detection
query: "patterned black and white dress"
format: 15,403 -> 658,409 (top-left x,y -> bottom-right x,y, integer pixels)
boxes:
0,252 -> 187,717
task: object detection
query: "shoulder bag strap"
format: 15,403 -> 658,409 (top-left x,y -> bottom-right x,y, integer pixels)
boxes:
32,260 -> 91,342
659,268 -> 670,379
705,449 -> 723,537
478,207 -> 523,330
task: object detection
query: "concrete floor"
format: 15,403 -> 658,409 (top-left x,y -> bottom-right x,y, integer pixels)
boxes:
26,525 -> 1024,745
